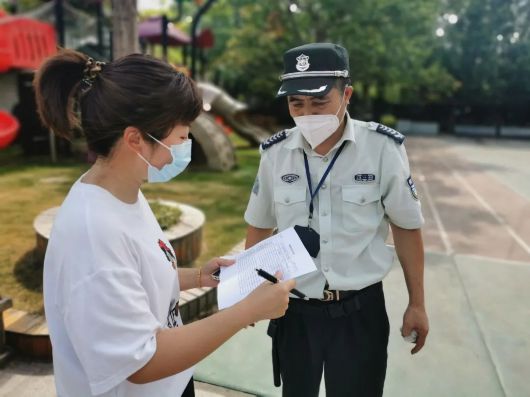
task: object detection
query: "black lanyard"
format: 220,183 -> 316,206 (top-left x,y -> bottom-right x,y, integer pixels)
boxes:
302,141 -> 347,224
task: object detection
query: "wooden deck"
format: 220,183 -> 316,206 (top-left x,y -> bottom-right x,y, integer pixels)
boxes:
3,309 -> 51,361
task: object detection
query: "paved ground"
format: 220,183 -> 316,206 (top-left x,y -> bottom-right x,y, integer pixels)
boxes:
195,136 -> 530,397
0,359 -> 254,397
407,137 -> 530,261
1,135 -> 529,396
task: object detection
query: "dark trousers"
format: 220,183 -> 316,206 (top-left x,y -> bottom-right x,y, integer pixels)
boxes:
271,282 -> 389,397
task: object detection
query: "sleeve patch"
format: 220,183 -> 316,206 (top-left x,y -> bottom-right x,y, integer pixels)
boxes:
252,176 -> 260,195
407,176 -> 419,200
369,122 -> 405,145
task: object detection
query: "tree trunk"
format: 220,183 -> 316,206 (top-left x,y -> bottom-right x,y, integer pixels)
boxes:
111,0 -> 139,59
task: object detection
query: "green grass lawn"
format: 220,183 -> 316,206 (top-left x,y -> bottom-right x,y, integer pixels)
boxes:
0,134 -> 260,314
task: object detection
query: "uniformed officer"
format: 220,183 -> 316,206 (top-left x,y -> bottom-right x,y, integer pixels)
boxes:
244,43 -> 429,397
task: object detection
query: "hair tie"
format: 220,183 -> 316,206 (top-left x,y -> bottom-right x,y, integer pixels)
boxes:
82,57 -> 106,88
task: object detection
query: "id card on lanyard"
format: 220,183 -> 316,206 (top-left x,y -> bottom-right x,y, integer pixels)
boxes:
294,141 -> 347,258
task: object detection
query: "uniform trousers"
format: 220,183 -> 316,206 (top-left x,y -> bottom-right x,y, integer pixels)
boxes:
269,282 -> 389,397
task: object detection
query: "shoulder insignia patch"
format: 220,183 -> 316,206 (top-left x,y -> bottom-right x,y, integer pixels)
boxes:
261,130 -> 287,151
368,122 -> 405,145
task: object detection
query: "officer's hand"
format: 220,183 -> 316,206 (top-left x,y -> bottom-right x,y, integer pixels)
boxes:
401,304 -> 429,354
242,271 -> 295,324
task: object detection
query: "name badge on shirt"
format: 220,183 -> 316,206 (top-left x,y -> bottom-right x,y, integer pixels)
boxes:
354,174 -> 376,183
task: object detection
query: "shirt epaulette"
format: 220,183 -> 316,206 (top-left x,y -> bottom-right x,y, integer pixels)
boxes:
368,122 -> 405,145
260,130 -> 288,151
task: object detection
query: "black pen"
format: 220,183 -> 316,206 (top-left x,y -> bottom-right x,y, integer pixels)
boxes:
255,268 -> 309,300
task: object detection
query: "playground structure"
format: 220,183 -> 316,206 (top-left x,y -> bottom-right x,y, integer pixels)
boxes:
0,110 -> 20,149
199,82 -> 271,146
0,11 -> 56,72
189,112 -> 237,171
0,10 -> 56,151
187,83 -> 274,171
139,13 -> 271,171
138,7 -> 272,170
0,5 -> 271,170
139,16 -> 192,47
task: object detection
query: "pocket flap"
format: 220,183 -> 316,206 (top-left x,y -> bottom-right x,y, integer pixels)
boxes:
342,185 -> 380,205
274,187 -> 306,205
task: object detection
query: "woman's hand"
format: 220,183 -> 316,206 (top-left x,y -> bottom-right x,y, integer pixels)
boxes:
199,257 -> 235,288
238,272 -> 296,324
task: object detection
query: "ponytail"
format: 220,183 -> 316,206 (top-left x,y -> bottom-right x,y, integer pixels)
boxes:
33,50 -> 202,158
33,49 -> 88,140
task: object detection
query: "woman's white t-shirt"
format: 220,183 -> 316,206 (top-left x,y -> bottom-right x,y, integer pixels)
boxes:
43,179 -> 194,396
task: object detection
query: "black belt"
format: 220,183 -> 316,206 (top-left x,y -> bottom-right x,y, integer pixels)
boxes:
320,288 -> 359,302
268,282 -> 383,387
317,281 -> 380,302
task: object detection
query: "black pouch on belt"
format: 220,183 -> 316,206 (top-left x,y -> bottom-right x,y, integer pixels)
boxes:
267,319 -> 282,387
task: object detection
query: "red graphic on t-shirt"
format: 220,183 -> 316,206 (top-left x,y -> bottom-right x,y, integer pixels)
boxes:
158,239 -> 177,269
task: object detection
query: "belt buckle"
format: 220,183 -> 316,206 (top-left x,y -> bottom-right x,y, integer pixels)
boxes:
322,290 -> 340,301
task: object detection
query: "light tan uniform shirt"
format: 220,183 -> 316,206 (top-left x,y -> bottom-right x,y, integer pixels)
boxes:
244,115 -> 424,299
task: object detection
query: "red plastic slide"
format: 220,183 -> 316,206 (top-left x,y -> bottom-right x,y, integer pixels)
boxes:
0,111 -> 20,149
0,12 -> 56,72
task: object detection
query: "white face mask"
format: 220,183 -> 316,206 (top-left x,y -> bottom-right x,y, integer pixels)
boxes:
136,134 -> 192,183
293,92 -> 346,149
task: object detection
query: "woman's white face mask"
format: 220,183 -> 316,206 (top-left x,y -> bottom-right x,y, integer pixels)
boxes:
293,91 -> 346,149
136,134 -> 192,183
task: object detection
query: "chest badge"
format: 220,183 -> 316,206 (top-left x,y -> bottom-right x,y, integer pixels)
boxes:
281,174 -> 300,184
354,174 -> 376,183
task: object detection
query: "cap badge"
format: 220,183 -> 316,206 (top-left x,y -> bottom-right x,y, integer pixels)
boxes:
295,54 -> 310,71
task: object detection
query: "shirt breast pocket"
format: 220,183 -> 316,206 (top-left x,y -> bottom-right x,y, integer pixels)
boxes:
341,185 -> 383,232
273,187 -> 307,228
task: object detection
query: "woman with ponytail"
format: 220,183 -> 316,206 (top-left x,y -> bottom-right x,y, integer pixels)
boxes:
36,50 -> 295,397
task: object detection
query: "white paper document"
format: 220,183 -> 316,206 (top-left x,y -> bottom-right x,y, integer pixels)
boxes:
217,227 -> 317,310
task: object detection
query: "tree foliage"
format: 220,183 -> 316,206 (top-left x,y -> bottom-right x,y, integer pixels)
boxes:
201,0 -> 456,107
437,0 -> 530,106
5,0 -> 528,112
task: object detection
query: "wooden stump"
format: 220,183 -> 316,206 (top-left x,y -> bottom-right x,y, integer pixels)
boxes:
34,207 -> 57,265
157,200 -> 205,267
34,201 -> 205,267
